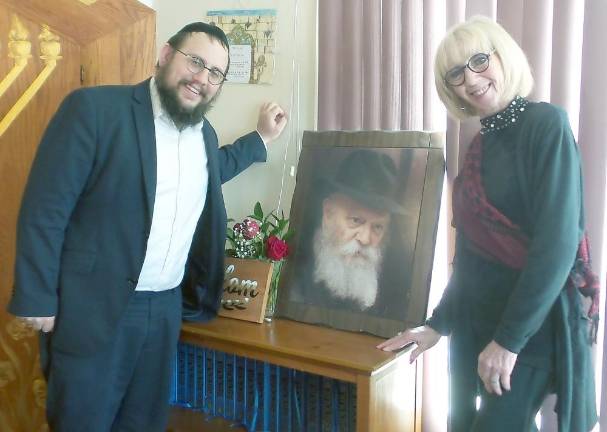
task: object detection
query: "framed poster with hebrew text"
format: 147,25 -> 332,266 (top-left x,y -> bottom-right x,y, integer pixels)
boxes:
207,9 -> 276,84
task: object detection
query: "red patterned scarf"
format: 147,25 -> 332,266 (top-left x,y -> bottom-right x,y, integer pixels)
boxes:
453,133 -> 600,340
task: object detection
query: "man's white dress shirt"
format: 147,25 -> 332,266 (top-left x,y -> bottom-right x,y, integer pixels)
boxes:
136,79 -> 208,291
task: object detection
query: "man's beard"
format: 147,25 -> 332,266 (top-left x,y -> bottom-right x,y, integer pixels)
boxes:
155,65 -> 220,130
312,226 -> 384,310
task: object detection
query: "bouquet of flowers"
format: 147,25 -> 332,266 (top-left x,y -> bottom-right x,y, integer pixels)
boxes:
226,202 -> 293,317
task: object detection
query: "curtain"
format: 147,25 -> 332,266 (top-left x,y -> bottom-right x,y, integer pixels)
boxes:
317,1 -> 607,431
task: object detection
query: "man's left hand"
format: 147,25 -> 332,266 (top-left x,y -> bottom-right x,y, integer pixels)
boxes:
256,102 -> 287,144
478,340 -> 518,396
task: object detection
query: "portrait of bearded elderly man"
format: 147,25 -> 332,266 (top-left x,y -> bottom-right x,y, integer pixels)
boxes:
288,149 -> 411,319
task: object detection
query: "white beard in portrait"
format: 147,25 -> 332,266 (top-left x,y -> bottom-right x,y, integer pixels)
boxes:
312,224 -> 384,310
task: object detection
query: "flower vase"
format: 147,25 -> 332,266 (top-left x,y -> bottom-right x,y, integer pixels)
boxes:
264,260 -> 283,321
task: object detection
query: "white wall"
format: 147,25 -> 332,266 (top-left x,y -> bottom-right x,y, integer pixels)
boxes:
152,0 -> 317,221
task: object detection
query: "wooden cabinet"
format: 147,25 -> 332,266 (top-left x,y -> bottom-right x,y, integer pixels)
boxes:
177,317 -> 422,432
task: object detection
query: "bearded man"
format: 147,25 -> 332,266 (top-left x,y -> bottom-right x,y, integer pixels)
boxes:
7,22 -> 287,432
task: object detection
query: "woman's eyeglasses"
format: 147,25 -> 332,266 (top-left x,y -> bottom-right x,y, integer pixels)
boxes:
444,50 -> 494,86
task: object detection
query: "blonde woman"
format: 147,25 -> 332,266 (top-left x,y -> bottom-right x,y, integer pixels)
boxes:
379,16 -> 598,432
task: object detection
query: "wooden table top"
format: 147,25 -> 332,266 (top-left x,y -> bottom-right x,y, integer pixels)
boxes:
180,317 -> 408,377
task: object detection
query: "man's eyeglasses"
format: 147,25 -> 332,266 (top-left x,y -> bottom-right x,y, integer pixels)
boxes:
444,50 -> 494,87
173,48 -> 227,85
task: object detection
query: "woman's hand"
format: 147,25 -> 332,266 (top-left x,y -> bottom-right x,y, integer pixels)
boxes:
477,340 -> 518,396
376,325 -> 441,363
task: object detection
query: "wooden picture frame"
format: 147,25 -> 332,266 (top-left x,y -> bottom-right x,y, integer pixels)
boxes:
276,130 -> 445,338
218,257 -> 273,323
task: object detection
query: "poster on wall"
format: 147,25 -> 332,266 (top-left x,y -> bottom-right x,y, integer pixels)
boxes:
207,9 -> 276,84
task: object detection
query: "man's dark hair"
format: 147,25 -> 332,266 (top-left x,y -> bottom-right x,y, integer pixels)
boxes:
167,22 -> 230,73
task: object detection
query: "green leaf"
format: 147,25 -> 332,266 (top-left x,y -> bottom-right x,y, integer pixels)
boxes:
283,228 -> 295,242
254,202 -> 263,220
259,222 -> 269,234
261,241 -> 267,258
253,241 -> 264,259
278,219 -> 288,232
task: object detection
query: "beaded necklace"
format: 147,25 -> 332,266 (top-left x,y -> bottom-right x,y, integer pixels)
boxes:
480,96 -> 529,135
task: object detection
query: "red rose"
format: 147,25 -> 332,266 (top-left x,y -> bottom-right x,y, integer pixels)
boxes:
242,218 -> 260,239
265,235 -> 289,260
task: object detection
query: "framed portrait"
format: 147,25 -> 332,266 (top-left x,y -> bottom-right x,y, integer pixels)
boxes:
276,130 -> 445,338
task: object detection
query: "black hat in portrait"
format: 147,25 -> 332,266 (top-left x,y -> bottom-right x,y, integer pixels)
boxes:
322,149 -> 407,216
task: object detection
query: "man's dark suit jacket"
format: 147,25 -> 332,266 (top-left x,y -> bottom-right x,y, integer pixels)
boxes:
8,79 -> 266,356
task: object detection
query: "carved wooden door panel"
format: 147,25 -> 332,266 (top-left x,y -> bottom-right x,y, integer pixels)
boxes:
0,1 -> 155,430
0,9 -> 80,432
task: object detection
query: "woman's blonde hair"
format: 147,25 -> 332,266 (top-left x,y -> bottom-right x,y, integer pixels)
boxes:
434,16 -> 534,119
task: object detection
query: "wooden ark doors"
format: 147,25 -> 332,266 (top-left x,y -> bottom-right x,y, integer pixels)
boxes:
0,1 -> 155,430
